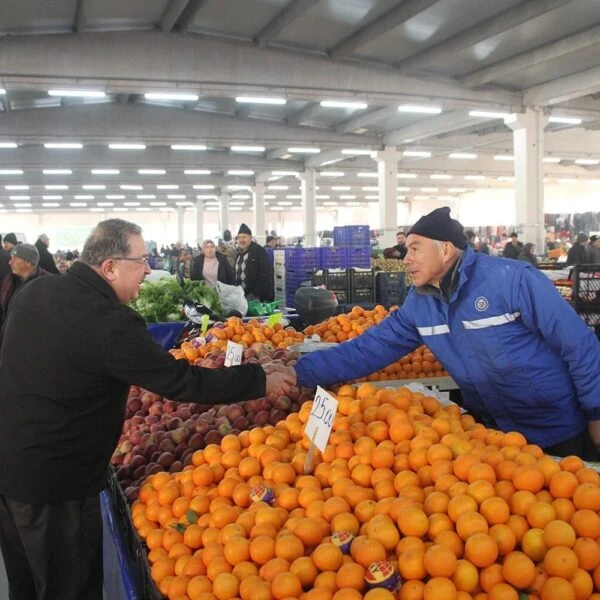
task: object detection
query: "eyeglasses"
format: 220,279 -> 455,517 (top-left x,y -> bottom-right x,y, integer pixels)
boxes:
110,255 -> 150,265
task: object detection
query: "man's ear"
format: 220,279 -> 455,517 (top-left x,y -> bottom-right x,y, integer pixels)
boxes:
98,259 -> 118,281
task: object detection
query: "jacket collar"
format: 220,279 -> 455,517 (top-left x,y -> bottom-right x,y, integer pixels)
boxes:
67,261 -> 122,303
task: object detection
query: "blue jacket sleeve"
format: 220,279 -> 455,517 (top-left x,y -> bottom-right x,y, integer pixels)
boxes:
516,265 -> 600,419
295,306 -> 422,388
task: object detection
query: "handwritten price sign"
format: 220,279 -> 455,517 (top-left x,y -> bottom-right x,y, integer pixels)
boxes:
304,386 -> 338,452
224,341 -> 243,367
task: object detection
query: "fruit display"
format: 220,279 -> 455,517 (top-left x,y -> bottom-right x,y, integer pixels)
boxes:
371,258 -> 410,277
129,382 -> 600,600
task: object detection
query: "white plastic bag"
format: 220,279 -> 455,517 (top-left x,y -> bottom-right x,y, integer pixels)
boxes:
216,281 -> 248,316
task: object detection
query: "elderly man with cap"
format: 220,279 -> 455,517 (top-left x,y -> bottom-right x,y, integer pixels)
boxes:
278,206 -> 600,459
34,233 -> 60,275
0,244 -> 51,333
234,223 -> 274,301
2,232 -> 17,252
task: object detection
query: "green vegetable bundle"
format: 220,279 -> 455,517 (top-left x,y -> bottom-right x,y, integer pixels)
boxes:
130,278 -> 222,323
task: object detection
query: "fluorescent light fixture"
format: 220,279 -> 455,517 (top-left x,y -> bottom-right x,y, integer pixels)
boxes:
10,196 -> 30,200
320,157 -> 345,166
287,147 -> 321,154
75,195 -> 94,200
430,174 -> 452,180
184,169 -> 211,175
137,195 -> 156,200
548,116 -> 582,125
97,202 -> 114,207
196,195 -> 217,200
323,202 -> 338,206
144,92 -> 199,102
362,186 -> 378,191
340,195 -> 356,199
469,110 -> 511,119
43,169 -> 72,175
403,150 -> 432,158
559,178 -> 577,183
89,208 -> 105,212
277,201 -> 293,206
229,201 -> 247,206
421,187 -> 439,192
286,194 -> 302,199
449,152 -> 477,159
319,171 -> 344,177
69,202 -> 87,207
264,194 -> 276,199
106,195 -> 125,200
193,184 -> 215,190
108,143 -> 146,150
316,195 -> 330,199
227,170 -> 254,176
414,195 -> 429,200
397,173 -> 417,179
43,195 -> 62,200
138,169 -> 166,175
357,172 -> 378,178
449,188 -> 467,193
230,145 -> 265,152
44,142 -> 83,149
124,202 -> 140,207
543,157 -> 562,163
271,171 -> 299,177
398,105 -> 442,114
0,89 -> 5,95
331,186 -> 351,191
0,142 -> 18,148
320,100 -> 368,109
397,196 -> 406,201
156,184 -> 179,190
45,184 -> 68,190
227,185 -> 249,191
150,202 -> 167,206
235,96 -> 286,105
464,175 -> 485,180
120,184 -> 143,190
0,169 -> 23,175
493,154 -> 514,161
168,194 -> 186,199
5,185 -> 29,190
365,195 -> 378,199
42,202 -> 60,207
48,89 -> 106,98
175,201 -> 193,206
269,206 -> 285,211
346,202 -> 361,207
83,184 -> 106,190
290,206 -> 303,211
15,209 -> 32,213
397,186 -> 411,192
575,158 -> 600,165
113,207 -> 128,212
268,185 -> 288,190
341,149 -> 372,155
91,169 -> 120,175
231,194 -> 250,200
135,207 -> 151,212
497,176 -> 515,182
170,144 -> 207,151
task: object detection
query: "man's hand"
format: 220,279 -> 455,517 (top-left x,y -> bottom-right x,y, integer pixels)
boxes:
262,362 -> 297,382
589,420 -> 600,450
265,368 -> 297,398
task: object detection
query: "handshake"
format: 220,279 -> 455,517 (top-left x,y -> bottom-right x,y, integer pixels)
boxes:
262,362 -> 297,398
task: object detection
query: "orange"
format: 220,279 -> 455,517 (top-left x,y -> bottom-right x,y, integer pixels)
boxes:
332,590 -> 362,600
272,572 -> 302,600
313,543 -> 344,571
480,563 -> 504,593
187,575 -> 213,598
510,490 -> 537,516
464,533 -> 498,568
573,537 -> 600,571
352,538 -> 387,568
543,520 -> 576,548
212,573 -> 239,600
335,562 -> 365,591
364,589 -> 395,600
527,501 -> 557,529
559,455 -> 585,473
544,546 -> 579,579
549,471 -> 579,499
488,524 -> 517,556
294,517 -> 325,546
398,549 -> 427,580
259,557 -> 290,583
291,556 -> 319,588
322,497 -> 351,521
502,550 -> 537,589
571,508 -> 600,538
434,530 -> 464,558
423,544 -> 458,577
480,496 -> 510,525
447,495 -> 478,523
488,582 -> 518,600
521,528 -> 547,562
397,507 -> 429,537
398,580 -> 426,600
540,576 -> 576,600
314,570 -> 338,593
249,536 -> 276,565
151,556 -> 176,584
223,537 -> 250,566
275,534 -> 304,562
452,559 -> 479,593
456,511 -> 488,540
366,515 -> 400,551
423,576 -> 457,600
570,568 -> 593,600
512,465 -> 545,493
331,512 -> 360,535
573,483 -> 600,511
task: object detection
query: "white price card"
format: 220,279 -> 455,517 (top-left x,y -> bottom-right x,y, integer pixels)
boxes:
224,341 -> 243,367
304,386 -> 338,453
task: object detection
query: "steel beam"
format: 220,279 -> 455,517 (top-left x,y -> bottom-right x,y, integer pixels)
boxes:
74,0 -> 87,33
524,65 -> 600,106
160,0 -> 191,33
335,106 -> 397,134
178,0 -> 210,34
255,0 -> 321,48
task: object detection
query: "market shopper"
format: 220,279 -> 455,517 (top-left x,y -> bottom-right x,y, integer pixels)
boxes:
190,239 -> 235,286
234,223 -> 274,301
383,231 -> 407,260
517,242 -> 537,265
0,219 -> 294,600
0,235 -> 10,286
2,232 -> 17,252
34,233 -> 60,275
587,234 -> 600,263
567,232 -> 589,266
286,207 -> 600,459
503,232 -> 523,259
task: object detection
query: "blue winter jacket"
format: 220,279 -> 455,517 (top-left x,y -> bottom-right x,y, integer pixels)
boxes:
295,247 -> 600,448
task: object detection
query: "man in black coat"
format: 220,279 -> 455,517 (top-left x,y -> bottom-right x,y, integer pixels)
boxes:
234,223 -> 274,301
503,232 -> 523,259
0,219 -> 293,600
34,233 -> 60,274
567,232 -> 589,266
0,234 -> 10,286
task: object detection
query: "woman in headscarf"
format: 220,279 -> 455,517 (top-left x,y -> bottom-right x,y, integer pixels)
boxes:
190,239 -> 234,286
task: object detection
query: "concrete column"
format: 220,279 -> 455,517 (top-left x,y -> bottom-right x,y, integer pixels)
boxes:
298,168 -> 317,247
176,206 -> 184,243
505,109 -> 547,252
195,199 -> 204,245
252,182 -> 266,245
219,194 -> 229,237
373,146 -> 400,248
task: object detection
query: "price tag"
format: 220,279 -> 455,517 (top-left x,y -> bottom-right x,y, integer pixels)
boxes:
304,386 -> 338,453
200,314 -> 210,334
224,340 -> 243,367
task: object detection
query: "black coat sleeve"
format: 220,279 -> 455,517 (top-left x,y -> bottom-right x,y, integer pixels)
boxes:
190,256 -> 204,281
106,309 -> 266,404
255,246 -> 274,302
218,254 -> 235,285
39,249 -> 60,275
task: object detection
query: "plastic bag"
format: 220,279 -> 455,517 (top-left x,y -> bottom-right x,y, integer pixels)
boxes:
247,299 -> 284,316
215,281 -> 248,316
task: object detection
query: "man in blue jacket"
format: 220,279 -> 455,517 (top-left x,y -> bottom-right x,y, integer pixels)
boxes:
291,207 -> 600,459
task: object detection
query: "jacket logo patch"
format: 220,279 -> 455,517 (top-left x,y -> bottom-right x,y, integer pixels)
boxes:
475,296 -> 489,312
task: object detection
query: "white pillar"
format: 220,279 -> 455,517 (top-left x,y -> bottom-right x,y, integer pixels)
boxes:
195,199 -> 204,245
505,109 -> 547,252
219,194 -> 229,237
373,146 -> 400,248
252,183 -> 266,244
299,168 -> 317,247
176,206 -> 184,243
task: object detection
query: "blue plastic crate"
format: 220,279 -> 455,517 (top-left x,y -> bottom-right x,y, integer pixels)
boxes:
333,226 -> 370,247
321,247 -> 345,269
284,247 -> 322,269
342,246 -> 371,268
265,248 -> 274,266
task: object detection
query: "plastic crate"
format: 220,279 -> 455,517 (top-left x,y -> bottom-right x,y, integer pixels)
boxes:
323,269 -> 350,291
265,248 -> 274,266
285,269 -> 314,288
572,265 -> 600,311
342,246 -> 371,268
284,247 -> 322,270
349,268 -> 374,289
350,288 -> 375,304
331,289 -> 349,304
312,271 -> 325,286
333,225 -> 370,247
375,271 -> 407,307
321,246 -> 345,269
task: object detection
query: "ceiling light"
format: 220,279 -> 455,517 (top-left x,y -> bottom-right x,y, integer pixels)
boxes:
48,89 -> 106,98
43,195 -> 62,200
575,158 -> 600,165
228,170 -> 254,176
0,142 -> 17,148
144,92 -> 199,101
263,194 -> 276,199
120,184 -> 143,190
137,195 -> 156,199
227,185 -> 250,190
493,155 -> 514,161
270,206 -> 285,211
331,186 -> 351,191
45,184 -> 68,189
431,174 -> 452,180
97,202 -> 114,207
469,110 -> 511,119
397,186 -> 411,192
171,144 -> 207,151
548,116 -> 582,125
346,202 -> 361,207
135,207 -> 152,211
404,150 -> 432,158
357,172 -> 378,178
44,142 -> 83,149
0,89 -> 5,95
5,185 -> 29,190
193,184 -> 215,190
150,202 -> 167,206
341,149 -> 372,155
286,194 -> 302,199
138,169 -> 166,175
196,195 -> 217,200
83,184 -> 106,190
543,157 -> 562,163
316,195 -> 330,199
464,175 -> 485,180
89,208 -> 105,212
277,201 -> 293,206
235,96 -> 286,105
449,188 -> 467,193
168,194 -> 186,199
75,195 -> 94,200
42,202 -> 60,207
43,169 -> 72,175
339,195 -> 356,199
70,202 -> 87,207
397,173 -> 417,179
323,202 -> 338,206
414,195 -> 429,200
362,186 -> 378,191
559,178 -> 577,183
157,184 -> 179,189
106,195 -> 125,200
91,169 -> 120,175
365,195 -> 378,199
497,176 -> 515,181
124,202 -> 140,207
10,195 -> 30,200
398,105 -> 442,114
113,207 -> 128,212
15,209 -> 32,213
229,201 -> 247,206
230,145 -> 265,153
319,171 -> 345,177
421,187 -> 439,192
184,169 -> 211,175
108,143 -> 146,150
449,152 -> 477,159
287,147 -> 321,154
0,169 -> 23,175
175,201 -> 193,206
320,100 -> 368,109
268,185 -> 288,190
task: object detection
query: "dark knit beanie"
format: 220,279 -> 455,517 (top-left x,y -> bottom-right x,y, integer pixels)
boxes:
4,232 -> 17,246
238,223 -> 252,236
407,207 -> 468,249
11,243 -> 39,267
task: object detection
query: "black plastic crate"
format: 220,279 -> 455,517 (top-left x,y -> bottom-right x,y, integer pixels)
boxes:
312,271 -> 326,286
331,289 -> 349,304
375,271 -> 407,307
349,268 -> 374,289
350,288 -> 375,303
323,269 -> 350,290
572,265 -> 600,310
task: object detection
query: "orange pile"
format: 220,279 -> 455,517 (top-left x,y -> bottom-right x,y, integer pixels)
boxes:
131,383 -> 600,600
170,317 -> 304,362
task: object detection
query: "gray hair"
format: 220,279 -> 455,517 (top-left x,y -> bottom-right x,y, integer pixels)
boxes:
432,238 -> 464,257
201,239 -> 215,248
80,219 -> 142,266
